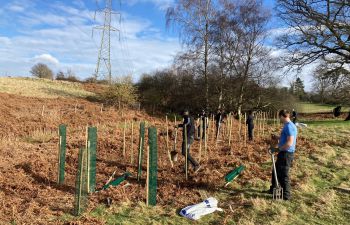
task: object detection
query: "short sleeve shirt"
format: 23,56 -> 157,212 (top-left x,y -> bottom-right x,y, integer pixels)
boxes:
279,121 -> 297,152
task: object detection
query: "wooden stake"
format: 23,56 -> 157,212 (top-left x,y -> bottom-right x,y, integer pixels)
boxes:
41,105 -> 45,117
226,113 -> 231,140
204,116 -> 208,157
166,115 -> 173,168
262,112 -> 265,137
199,116 -> 203,162
166,115 -> 169,150
123,120 -> 126,158
207,116 -> 211,145
146,146 -> 150,205
238,113 -> 242,142
57,135 -> 62,183
211,115 -> 215,143
85,126 -> 91,192
131,120 -> 134,164
244,113 -> 247,147
229,114 -> 233,153
185,124 -> 188,180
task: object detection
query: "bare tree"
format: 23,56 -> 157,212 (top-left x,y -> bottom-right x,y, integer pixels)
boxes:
313,63 -> 350,104
214,0 -> 272,114
166,0 -> 217,110
30,63 -> 54,80
276,0 -> 350,71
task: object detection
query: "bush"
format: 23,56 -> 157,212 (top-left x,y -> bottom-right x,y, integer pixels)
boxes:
30,63 -> 53,79
100,77 -> 138,108
56,69 -> 80,82
56,71 -> 65,80
84,76 -> 109,84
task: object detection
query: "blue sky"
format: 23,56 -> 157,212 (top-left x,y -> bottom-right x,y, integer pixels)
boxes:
0,0 -> 314,88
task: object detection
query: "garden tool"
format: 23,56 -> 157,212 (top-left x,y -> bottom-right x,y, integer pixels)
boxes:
171,127 -> 178,162
269,149 -> 283,200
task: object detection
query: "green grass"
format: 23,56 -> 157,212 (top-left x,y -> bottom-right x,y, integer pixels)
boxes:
299,119 -> 350,127
296,102 -> 349,113
0,77 -> 95,99
60,124 -> 350,225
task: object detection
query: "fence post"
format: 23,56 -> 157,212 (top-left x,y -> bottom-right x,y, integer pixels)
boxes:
166,115 -> 173,167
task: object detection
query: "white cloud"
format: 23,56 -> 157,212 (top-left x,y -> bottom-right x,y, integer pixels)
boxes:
0,37 -> 11,45
126,0 -> 175,10
8,5 -> 25,12
33,54 -> 60,65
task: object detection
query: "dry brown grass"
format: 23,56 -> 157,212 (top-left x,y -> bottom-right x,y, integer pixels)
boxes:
0,77 -> 94,99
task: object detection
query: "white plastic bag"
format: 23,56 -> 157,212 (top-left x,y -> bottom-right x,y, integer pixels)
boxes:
295,122 -> 308,128
179,197 -> 223,220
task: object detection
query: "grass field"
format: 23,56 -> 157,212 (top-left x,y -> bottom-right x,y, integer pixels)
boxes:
296,102 -> 350,114
0,77 -> 94,99
62,122 -> 350,225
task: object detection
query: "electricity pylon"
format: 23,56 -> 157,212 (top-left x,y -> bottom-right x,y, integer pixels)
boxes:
93,0 -> 120,84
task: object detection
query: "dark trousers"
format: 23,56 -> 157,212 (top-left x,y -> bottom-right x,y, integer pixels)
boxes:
215,123 -> 220,138
270,151 -> 294,199
197,125 -> 206,139
181,136 -> 199,168
248,126 -> 254,141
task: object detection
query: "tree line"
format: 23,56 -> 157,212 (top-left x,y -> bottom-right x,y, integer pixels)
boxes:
30,0 -> 350,114
138,0 -> 350,114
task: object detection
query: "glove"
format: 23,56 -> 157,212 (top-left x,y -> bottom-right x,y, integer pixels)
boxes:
269,147 -> 280,154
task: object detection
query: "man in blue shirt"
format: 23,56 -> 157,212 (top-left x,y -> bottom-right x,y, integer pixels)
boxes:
268,109 -> 297,200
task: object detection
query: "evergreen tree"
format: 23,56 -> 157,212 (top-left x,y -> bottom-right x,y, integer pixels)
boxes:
292,77 -> 305,100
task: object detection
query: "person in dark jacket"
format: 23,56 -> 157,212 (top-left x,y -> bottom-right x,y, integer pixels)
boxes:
177,109 -> 201,172
333,106 -> 342,117
197,110 -> 208,139
292,109 -> 297,123
246,110 -> 254,141
215,109 -> 223,139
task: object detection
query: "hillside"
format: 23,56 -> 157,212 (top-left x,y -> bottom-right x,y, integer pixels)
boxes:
0,77 -> 95,99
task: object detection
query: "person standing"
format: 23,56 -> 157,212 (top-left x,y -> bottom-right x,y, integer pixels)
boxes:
246,110 -> 254,141
268,109 -> 298,200
177,109 -> 201,173
215,109 -> 223,139
197,110 -> 208,139
292,109 -> 297,123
